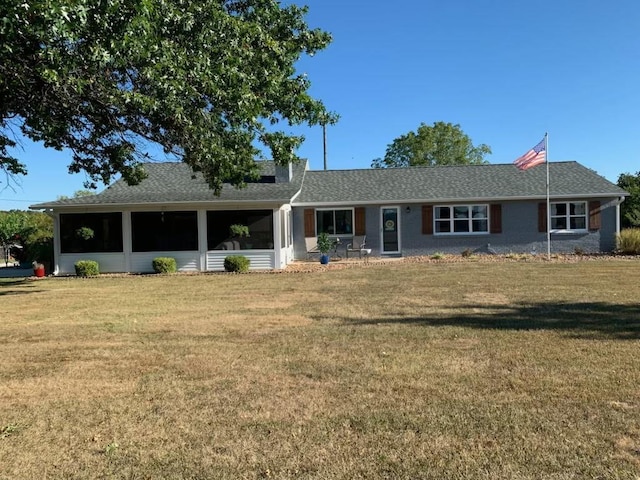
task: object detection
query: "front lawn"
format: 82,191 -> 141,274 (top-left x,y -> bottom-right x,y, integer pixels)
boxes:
1,259 -> 639,479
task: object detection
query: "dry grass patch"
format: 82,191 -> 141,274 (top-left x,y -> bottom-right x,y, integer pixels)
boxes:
1,260 -> 639,479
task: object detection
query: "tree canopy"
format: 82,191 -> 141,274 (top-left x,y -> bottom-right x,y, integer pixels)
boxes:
0,0 -> 334,192
0,210 -> 52,266
371,122 -> 491,168
617,172 -> 640,228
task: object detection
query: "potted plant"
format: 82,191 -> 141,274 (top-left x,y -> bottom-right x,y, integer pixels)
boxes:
316,232 -> 333,265
229,224 -> 250,238
75,226 -> 95,241
229,224 -> 250,249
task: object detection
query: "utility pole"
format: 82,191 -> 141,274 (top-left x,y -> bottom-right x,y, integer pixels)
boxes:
323,122 -> 327,170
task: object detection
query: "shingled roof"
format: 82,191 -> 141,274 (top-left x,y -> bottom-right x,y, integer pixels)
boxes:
293,161 -> 627,206
31,160 -> 626,210
31,160 -> 306,209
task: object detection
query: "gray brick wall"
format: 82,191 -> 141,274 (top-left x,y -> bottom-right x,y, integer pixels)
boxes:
293,198 -> 620,260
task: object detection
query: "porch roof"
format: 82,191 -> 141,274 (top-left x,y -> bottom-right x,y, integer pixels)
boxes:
31,160 -> 306,209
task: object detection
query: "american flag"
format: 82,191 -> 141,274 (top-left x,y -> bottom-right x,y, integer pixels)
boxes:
513,138 -> 546,170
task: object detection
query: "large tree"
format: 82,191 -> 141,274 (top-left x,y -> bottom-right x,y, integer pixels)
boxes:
372,122 -> 491,168
0,0 -> 334,192
617,172 -> 640,228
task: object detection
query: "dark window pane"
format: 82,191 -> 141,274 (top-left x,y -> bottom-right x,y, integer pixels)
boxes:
551,203 -> 566,216
472,220 -> 488,232
316,210 -> 334,234
207,210 -> 274,250
551,218 -> 567,230
132,211 -> 198,252
334,210 -> 353,234
570,217 -> 586,229
472,206 -> 487,218
435,207 -> 450,219
60,213 -> 123,253
454,219 -> 469,232
435,221 -> 450,233
570,202 -> 586,215
454,206 -> 469,218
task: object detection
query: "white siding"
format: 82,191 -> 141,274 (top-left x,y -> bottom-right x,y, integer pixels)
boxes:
206,250 -> 275,271
130,252 -> 199,273
58,253 -> 126,274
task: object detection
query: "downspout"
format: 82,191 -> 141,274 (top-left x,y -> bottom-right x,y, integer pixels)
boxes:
615,196 -> 625,235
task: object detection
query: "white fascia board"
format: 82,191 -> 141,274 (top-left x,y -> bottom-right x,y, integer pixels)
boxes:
33,199 -> 294,211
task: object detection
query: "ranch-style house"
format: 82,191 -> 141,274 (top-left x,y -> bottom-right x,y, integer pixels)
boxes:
31,160 -> 628,274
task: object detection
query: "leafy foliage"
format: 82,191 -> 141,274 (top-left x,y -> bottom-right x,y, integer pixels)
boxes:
0,210 -> 53,265
616,228 -> 640,254
75,227 -> 95,241
617,172 -> 640,228
372,122 -> 491,168
316,232 -> 333,254
152,257 -> 177,274
223,255 -> 250,273
229,224 -> 250,238
0,0 -> 334,192
74,260 -> 100,277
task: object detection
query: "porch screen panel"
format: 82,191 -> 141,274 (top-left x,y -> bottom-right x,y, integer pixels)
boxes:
131,211 -> 198,252
60,212 -> 123,253
207,210 -> 274,250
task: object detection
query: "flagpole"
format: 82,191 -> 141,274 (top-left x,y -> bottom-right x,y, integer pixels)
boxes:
545,132 -> 550,260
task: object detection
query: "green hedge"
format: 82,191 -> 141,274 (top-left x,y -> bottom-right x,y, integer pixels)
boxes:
74,260 -> 99,277
224,255 -> 250,273
152,257 -> 177,274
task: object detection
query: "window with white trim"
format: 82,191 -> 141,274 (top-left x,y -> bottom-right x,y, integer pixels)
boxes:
435,205 -> 488,234
316,209 -> 353,235
550,202 -> 587,231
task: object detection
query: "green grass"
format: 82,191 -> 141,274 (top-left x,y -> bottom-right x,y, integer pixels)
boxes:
1,260 -> 639,479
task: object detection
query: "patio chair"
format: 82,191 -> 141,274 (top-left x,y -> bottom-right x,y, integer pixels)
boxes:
346,235 -> 367,259
305,237 -> 320,259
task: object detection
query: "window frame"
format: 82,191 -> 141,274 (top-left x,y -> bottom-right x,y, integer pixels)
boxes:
433,204 -> 490,236
60,212 -> 124,253
206,209 -> 275,250
131,211 -> 199,252
315,208 -> 354,237
550,201 -> 588,233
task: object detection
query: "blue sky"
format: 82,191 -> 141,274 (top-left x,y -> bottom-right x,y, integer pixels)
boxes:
1,0 -> 639,210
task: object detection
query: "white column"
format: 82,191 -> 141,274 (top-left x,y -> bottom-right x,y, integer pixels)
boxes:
122,210 -> 132,273
197,209 -> 208,271
52,211 -> 61,275
273,207 -> 282,269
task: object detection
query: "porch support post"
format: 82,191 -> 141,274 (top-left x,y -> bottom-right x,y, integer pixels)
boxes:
273,207 -> 282,269
122,210 -> 132,273
197,209 -> 208,271
51,211 -> 61,275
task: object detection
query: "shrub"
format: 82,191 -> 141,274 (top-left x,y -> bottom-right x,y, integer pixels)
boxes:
152,257 -> 177,274
430,252 -> 445,260
617,228 -> 640,254
224,255 -> 250,273
74,260 -> 99,277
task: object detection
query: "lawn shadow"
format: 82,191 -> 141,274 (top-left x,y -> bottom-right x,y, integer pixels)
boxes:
0,278 -> 45,297
339,302 -> 640,340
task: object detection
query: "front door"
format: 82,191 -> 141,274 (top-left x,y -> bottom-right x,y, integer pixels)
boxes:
380,206 -> 400,254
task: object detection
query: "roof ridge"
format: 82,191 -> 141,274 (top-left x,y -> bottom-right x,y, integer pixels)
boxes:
308,161 -> 579,173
